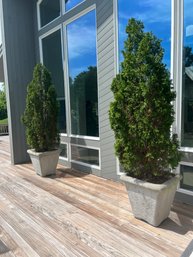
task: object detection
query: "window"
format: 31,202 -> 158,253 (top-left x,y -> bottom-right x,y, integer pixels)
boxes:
42,30 -> 66,133
67,10 -> 99,137
180,165 -> 193,192
71,145 -> 99,166
118,0 -> 171,68
181,0 -> 193,147
60,143 -> 68,159
65,0 -> 84,12
39,0 -> 60,27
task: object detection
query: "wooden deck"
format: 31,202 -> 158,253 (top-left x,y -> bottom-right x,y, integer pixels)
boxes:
0,136 -> 192,257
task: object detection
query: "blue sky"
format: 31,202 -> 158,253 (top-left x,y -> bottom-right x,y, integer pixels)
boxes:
118,0 -> 171,68
67,10 -> 97,79
184,0 -> 193,49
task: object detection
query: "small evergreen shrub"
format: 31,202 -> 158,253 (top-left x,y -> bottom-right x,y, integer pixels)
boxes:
109,18 -> 181,182
22,64 -> 60,152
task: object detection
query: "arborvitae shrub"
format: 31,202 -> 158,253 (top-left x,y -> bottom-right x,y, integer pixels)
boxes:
22,64 -> 60,152
109,18 -> 181,182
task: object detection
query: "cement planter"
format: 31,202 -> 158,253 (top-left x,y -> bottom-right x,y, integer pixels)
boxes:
120,174 -> 181,226
27,149 -> 60,177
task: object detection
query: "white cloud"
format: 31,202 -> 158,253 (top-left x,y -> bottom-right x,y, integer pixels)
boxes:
119,0 -> 171,24
186,25 -> 193,37
67,22 -> 96,59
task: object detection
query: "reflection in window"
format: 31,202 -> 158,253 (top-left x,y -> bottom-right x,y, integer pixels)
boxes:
42,30 -> 66,133
71,145 -> 99,166
181,0 -> 193,147
118,0 -> 171,68
65,0 -> 83,11
39,0 -> 60,27
67,11 -> 99,137
60,143 -> 67,158
180,165 -> 193,191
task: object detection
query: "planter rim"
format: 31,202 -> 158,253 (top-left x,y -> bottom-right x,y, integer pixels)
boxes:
120,174 -> 181,191
27,149 -> 60,157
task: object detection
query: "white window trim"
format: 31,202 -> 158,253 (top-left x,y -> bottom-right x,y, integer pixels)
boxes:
37,0 -> 61,30
70,135 -> 100,141
62,0 -> 86,15
114,0 -> 122,175
177,188 -> 193,196
171,0 -> 184,147
60,133 -> 68,137
63,4 -> 95,26
70,143 -> 101,169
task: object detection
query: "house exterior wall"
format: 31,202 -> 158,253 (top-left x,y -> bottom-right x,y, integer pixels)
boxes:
0,44 -> 4,81
0,0 -> 37,163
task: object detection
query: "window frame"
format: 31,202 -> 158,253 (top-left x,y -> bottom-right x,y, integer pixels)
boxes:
63,0 -> 86,14
70,143 -> 101,169
39,25 -> 67,136
64,5 -> 100,140
37,0 -> 61,30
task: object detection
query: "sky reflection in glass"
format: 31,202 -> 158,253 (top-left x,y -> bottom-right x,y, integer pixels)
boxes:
67,10 -> 99,137
118,0 -> 171,68
65,0 -> 84,11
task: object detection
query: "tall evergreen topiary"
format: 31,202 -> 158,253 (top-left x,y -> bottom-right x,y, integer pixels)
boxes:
109,18 -> 181,182
22,64 -> 60,152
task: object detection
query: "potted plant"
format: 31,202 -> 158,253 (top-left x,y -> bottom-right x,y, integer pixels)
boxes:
109,18 -> 181,226
22,63 -> 60,177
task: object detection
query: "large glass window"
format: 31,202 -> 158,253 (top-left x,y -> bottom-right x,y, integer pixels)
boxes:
39,0 -> 60,27
181,0 -> 193,147
180,165 -> 193,192
71,145 -> 99,166
65,0 -> 84,12
67,11 -> 99,137
118,0 -> 171,68
42,30 -> 66,133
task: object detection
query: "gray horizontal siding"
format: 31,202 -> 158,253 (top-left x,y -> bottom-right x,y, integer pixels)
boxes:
96,0 -> 117,180
0,56 -> 4,81
1,0 -> 37,164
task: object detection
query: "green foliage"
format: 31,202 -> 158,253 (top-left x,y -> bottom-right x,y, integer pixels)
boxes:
0,84 -> 7,120
22,64 -> 60,152
0,118 -> 8,125
109,18 -> 181,181
70,66 -> 98,136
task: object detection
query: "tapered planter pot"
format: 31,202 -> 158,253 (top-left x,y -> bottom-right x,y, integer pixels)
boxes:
120,174 -> 181,226
27,149 -> 60,177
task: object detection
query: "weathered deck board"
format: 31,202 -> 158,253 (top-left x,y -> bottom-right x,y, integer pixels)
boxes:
0,136 -> 193,257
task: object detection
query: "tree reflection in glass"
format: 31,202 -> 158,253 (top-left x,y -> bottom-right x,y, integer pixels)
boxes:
181,0 -> 193,147
182,46 -> 193,146
67,11 -> 99,137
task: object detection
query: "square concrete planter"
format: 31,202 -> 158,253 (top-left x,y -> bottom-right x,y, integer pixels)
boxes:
27,149 -> 60,177
121,174 -> 181,226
